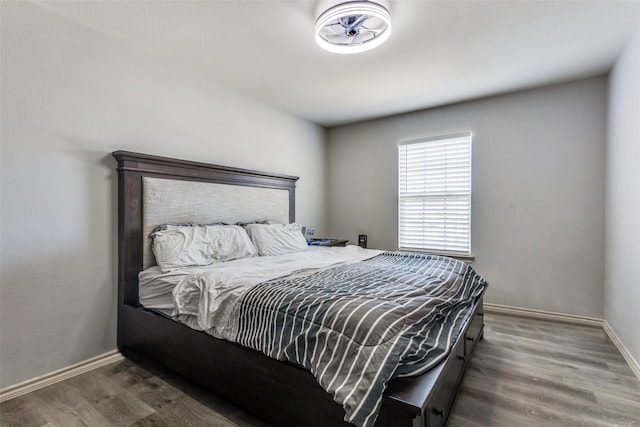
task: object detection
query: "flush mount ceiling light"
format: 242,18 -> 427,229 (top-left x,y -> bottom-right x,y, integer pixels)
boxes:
315,1 -> 392,54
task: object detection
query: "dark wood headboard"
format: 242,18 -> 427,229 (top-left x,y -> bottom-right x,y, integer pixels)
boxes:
112,150 -> 299,310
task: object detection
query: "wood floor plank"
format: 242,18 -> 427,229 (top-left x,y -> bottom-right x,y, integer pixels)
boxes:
0,395 -> 48,427
451,384 -> 612,427
129,412 -> 174,427
2,312 -> 638,426
93,390 -> 155,426
476,343 -> 640,394
463,363 -> 599,404
152,395 -> 238,427
499,379 -> 639,425
127,376 -> 187,411
63,371 -> 122,406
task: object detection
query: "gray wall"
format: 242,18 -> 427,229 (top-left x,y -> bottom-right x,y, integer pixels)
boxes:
327,78 -> 607,318
606,24 -> 640,367
0,3 -> 326,388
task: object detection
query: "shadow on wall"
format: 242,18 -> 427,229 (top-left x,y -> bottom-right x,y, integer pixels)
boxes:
0,147 -> 119,388
70,148 -> 119,352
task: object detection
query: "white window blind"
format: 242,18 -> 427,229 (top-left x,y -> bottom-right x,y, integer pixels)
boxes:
398,132 -> 472,255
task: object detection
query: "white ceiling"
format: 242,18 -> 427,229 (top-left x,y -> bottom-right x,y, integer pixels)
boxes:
37,0 -> 640,127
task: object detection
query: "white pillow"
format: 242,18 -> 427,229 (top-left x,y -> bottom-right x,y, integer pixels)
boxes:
151,224 -> 257,273
245,223 -> 309,256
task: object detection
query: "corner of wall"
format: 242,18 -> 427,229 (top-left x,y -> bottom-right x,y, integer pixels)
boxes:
604,16 -> 640,373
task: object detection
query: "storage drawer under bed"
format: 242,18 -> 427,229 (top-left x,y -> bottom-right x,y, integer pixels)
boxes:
425,301 -> 484,427
464,304 -> 484,357
425,332 -> 466,427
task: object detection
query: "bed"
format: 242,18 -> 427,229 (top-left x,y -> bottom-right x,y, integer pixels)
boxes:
113,150 -> 487,427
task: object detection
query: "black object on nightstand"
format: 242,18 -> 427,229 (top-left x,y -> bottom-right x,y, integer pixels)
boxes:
307,238 -> 349,247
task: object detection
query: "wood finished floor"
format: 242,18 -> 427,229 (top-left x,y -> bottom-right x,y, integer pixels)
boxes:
2,312 -> 639,426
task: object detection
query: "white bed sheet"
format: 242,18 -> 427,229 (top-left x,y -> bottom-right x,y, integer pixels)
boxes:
139,265 -> 209,310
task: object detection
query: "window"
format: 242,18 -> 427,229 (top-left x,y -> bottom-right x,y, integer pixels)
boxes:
398,132 -> 472,256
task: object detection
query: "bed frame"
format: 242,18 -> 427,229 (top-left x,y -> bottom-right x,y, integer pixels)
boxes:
113,150 -> 485,427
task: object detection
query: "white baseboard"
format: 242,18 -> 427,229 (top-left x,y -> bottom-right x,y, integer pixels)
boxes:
483,302 -> 603,327
0,350 -> 124,402
603,321 -> 640,382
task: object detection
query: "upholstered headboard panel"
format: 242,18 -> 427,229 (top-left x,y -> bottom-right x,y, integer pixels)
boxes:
113,150 -> 298,306
142,177 -> 290,269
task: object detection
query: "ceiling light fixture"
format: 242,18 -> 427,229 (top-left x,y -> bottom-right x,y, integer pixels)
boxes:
315,1 -> 392,54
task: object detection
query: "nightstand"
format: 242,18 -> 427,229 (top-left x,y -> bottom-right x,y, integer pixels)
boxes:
307,238 -> 349,247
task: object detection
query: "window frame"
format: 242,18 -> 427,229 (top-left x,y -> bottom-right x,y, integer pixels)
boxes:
397,131 -> 473,258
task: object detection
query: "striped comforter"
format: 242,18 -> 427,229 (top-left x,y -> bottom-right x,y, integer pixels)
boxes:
227,252 -> 487,427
